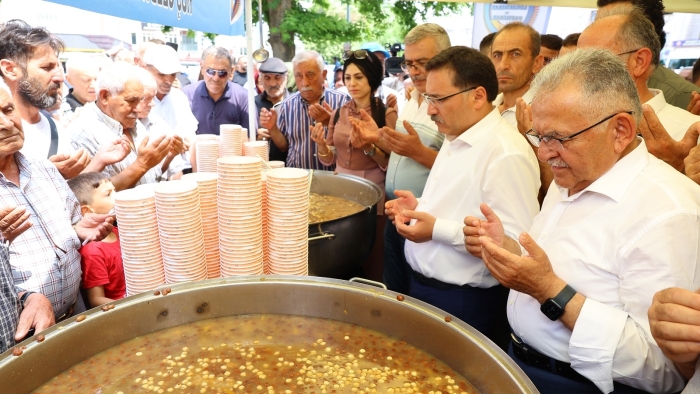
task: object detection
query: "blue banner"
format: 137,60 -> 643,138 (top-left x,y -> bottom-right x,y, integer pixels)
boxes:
44,0 -> 245,36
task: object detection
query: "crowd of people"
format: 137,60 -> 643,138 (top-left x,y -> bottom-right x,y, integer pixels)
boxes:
1,0 -> 700,393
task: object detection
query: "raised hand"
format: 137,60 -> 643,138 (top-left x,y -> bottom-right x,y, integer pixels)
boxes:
309,122 -> 326,146
688,91 -> 700,116
259,107 -> 278,130
136,134 -> 171,171
639,104 -> 699,172
308,102 -> 333,126
463,203 -> 506,258
395,210 -> 435,243
0,205 -> 32,244
348,109 -> 380,146
50,148 -> 91,179
385,190 -> 418,224
515,97 -> 533,135
386,94 -> 398,111
379,121 -> 423,158
74,212 -> 114,243
685,144 -> 700,185
94,138 -> 131,167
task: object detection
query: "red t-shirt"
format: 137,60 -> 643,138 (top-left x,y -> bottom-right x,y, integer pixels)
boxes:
79,228 -> 126,300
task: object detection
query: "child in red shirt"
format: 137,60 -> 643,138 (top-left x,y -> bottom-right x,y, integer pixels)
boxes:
68,172 -> 125,308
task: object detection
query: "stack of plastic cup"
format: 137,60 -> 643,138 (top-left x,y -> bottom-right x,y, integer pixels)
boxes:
181,172 -> 220,279
217,156 -> 265,276
265,168 -> 310,275
114,187 -> 166,296
195,140 -> 220,173
154,180 -> 208,283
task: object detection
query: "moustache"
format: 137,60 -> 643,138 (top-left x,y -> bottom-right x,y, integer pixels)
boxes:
300,87 -> 314,92
497,71 -> 515,79
548,158 -> 570,168
412,75 -> 426,83
430,115 -> 445,124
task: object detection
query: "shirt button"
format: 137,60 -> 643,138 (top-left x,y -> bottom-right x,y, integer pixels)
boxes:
540,234 -> 547,241
347,149 -> 351,153
345,161 -> 350,165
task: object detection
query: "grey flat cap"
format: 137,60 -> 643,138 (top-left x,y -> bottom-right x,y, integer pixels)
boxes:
259,57 -> 287,74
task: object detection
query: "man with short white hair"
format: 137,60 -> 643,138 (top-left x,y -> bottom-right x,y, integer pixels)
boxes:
69,62 -> 184,190
141,44 -> 196,177
579,8 -> 700,172
473,48 -> 700,393
64,57 -> 99,111
275,50 -> 348,170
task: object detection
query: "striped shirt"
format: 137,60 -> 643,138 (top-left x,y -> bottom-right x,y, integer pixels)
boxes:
0,153 -> 82,317
69,102 -> 163,186
277,89 -> 349,170
385,89 -> 444,200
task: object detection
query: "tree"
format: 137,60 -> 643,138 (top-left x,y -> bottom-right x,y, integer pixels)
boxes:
254,0 -> 468,62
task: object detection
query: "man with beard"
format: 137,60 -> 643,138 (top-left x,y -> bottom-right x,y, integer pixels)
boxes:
233,56 -> 247,87
0,20 -> 129,179
256,57 -> 289,163
490,22 -> 544,128
141,44 -> 197,178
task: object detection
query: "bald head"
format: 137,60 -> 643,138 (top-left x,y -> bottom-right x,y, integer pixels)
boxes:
65,57 -> 100,105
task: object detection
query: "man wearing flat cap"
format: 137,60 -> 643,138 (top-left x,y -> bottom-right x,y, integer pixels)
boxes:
257,57 -> 289,162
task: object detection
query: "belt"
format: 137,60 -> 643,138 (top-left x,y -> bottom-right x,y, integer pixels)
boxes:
411,270 -> 472,290
510,333 -> 590,384
56,303 -> 76,323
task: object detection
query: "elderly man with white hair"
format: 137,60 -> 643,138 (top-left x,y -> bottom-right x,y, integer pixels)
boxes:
467,48 -> 700,393
69,62 -> 184,190
64,56 -> 99,111
274,50 -> 349,169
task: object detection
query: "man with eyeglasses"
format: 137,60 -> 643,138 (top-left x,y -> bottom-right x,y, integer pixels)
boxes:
385,46 -> 540,351
182,46 -> 249,136
468,48 -> 700,394
141,44 -> 198,178
578,8 -> 700,174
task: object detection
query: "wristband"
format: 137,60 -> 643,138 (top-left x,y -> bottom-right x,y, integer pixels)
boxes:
19,291 -> 36,308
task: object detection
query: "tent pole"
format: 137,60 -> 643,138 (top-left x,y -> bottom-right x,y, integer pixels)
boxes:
246,0 -> 256,142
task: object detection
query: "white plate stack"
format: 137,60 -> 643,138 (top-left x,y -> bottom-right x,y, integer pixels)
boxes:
265,168 -> 310,275
195,140 -> 220,173
114,188 -> 165,296
267,161 -> 285,170
181,172 -> 220,279
154,180 -> 208,283
244,141 -> 269,163
220,124 -> 243,157
217,156 -> 265,276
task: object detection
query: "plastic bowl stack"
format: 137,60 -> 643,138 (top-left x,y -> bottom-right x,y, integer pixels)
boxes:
181,172 -> 220,279
217,156 -> 265,276
114,187 -> 165,296
261,173 -> 269,274
153,180 -> 208,283
267,161 -> 285,170
265,168 -> 310,275
244,141 -> 269,164
195,140 -> 220,173
219,124 -> 244,157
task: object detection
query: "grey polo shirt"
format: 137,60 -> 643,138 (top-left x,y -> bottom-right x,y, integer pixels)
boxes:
649,65 -> 700,110
385,89 -> 444,200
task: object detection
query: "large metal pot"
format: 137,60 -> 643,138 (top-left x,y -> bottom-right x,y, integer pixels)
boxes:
0,276 -> 537,393
308,171 -> 383,278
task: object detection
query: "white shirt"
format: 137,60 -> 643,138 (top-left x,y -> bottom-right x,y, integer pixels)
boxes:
493,90 -> 534,129
507,140 -> 700,393
20,113 -> 73,160
646,88 -> 700,142
404,108 -> 541,287
153,88 -> 198,142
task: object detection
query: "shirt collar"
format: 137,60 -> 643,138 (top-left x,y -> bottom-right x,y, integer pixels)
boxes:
89,102 -> 124,136
199,81 -> 232,101
455,107 -> 502,146
645,88 -> 667,114
559,137 -> 649,203
493,90 -> 533,113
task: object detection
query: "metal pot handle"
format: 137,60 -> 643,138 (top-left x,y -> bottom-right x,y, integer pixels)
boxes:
349,277 -> 387,290
308,223 -> 335,242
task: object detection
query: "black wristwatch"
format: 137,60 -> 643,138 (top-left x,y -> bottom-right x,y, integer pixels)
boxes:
540,285 -> 576,321
19,291 -> 36,308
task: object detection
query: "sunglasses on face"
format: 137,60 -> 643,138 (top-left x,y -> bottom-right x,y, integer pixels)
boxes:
342,49 -> 369,61
205,68 -> 229,78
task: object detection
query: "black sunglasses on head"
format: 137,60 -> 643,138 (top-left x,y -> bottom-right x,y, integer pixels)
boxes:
205,68 -> 229,78
342,49 -> 369,61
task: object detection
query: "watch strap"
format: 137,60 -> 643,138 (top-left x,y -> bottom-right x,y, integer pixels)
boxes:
19,291 -> 35,308
552,284 -> 576,310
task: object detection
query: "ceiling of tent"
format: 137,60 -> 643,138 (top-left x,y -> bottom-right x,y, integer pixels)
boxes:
430,0 -> 700,13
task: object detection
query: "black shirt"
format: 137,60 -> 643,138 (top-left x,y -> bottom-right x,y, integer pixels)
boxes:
65,89 -> 85,111
233,71 -> 247,87
255,91 -> 288,163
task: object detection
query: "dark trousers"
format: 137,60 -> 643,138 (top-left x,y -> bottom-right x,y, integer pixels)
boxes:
507,344 -> 650,394
409,275 -> 511,351
382,220 -> 411,294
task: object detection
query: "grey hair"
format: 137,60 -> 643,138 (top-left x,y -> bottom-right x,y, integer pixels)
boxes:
96,62 -> 142,96
595,3 -> 635,19
530,48 -> 642,127
135,66 -> 157,91
201,46 -> 233,68
404,23 -> 451,52
593,6 -> 661,68
65,56 -> 99,75
292,51 -> 325,73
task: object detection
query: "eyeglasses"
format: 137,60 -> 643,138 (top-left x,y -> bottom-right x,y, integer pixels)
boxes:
401,60 -> 428,71
525,111 -> 633,151
616,49 -> 641,57
205,68 -> 229,78
421,87 -> 476,108
343,50 -> 369,61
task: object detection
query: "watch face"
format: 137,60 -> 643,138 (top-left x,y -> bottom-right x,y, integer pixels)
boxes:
540,300 -> 562,321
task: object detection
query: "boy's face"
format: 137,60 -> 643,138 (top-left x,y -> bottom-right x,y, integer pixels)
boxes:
88,181 -> 116,215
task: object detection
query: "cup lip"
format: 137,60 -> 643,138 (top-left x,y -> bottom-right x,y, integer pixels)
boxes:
181,173 -> 218,183
114,187 -> 156,202
217,156 -> 261,166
